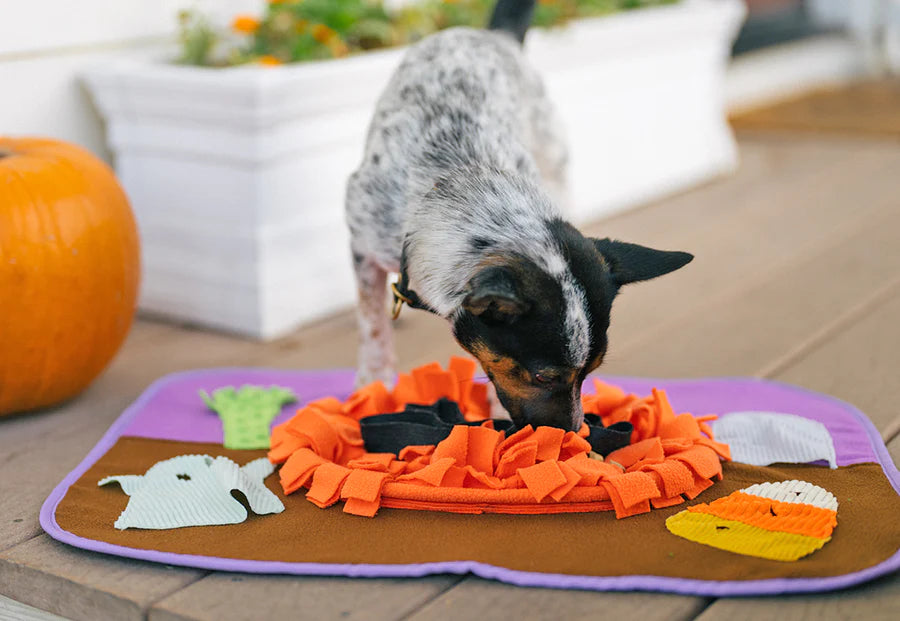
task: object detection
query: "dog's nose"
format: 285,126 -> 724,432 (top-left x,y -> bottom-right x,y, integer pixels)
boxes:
519,398 -> 583,432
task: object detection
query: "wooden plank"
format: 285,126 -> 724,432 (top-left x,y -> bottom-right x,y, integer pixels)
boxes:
692,573 -> 900,621
0,537 -> 204,621
0,594 -> 70,621
600,204 -> 900,389
149,575 -> 462,621
728,80 -> 900,139
403,578 -> 709,621
774,290 -> 900,435
583,135 -> 900,344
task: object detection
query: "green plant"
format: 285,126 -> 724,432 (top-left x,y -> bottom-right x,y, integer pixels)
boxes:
179,0 -> 681,67
176,10 -> 219,65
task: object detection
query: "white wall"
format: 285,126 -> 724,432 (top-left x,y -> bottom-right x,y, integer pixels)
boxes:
0,0 -> 264,160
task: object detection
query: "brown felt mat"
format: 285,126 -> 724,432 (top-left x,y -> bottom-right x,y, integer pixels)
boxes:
730,79 -> 900,138
54,437 -> 900,580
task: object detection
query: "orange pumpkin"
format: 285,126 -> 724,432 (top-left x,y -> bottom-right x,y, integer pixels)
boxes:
0,137 -> 141,416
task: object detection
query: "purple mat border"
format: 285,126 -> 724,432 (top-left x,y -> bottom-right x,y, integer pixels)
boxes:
40,368 -> 900,596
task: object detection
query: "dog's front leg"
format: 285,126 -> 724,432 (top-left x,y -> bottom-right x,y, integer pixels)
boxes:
352,253 -> 396,388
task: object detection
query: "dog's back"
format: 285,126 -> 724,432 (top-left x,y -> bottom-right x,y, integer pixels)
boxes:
345,1 -> 566,274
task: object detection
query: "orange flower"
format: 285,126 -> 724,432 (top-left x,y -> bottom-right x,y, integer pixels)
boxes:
257,55 -> 283,66
294,18 -> 309,34
231,15 -> 260,35
328,39 -> 349,57
311,23 -> 336,43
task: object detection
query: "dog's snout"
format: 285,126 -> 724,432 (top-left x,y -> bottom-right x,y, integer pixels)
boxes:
518,394 -> 584,432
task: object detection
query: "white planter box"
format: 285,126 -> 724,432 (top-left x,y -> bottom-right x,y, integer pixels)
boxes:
85,0 -> 745,339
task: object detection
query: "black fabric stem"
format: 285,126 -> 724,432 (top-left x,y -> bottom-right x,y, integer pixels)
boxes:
360,398 -> 633,457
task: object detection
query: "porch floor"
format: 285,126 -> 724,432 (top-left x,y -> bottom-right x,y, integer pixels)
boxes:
2,127 -> 899,620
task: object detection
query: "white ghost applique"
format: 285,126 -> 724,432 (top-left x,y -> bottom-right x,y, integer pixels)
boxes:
98,454 -> 285,530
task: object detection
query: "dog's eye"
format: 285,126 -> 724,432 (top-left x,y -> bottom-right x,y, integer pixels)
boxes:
533,372 -> 556,386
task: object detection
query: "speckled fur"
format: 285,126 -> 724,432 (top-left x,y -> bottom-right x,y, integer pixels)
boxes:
343,5 -> 699,433
345,27 -> 578,382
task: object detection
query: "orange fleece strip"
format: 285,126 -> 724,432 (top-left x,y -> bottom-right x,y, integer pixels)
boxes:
268,358 -> 730,518
306,462 -> 350,508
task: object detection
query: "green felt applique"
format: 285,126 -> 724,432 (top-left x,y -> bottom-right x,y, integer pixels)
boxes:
200,385 -> 297,450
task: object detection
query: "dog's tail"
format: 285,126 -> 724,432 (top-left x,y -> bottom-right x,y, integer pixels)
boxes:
487,0 -> 537,45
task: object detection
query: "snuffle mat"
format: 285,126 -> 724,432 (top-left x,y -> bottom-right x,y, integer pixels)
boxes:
41,359 -> 900,596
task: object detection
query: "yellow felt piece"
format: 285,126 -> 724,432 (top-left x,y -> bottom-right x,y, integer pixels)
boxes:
666,511 -> 831,562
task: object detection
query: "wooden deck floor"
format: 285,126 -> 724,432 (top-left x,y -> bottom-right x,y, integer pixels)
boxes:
2,130 -> 899,620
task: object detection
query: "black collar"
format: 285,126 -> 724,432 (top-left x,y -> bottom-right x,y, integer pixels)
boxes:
391,251 -> 439,319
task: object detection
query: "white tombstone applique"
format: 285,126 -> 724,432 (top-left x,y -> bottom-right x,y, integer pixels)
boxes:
98,455 -> 285,530
710,412 -> 838,469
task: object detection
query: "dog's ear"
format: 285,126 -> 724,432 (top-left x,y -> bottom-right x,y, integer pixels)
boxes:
593,238 -> 693,287
463,266 -> 530,323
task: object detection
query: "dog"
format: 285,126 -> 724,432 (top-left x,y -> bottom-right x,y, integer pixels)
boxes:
345,0 -> 693,432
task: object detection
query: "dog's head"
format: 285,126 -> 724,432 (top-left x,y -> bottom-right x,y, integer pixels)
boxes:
452,220 -> 692,431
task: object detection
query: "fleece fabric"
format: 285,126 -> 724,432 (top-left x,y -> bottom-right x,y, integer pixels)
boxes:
267,359 -> 731,518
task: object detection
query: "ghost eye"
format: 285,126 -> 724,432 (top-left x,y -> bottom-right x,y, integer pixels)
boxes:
176,473 -> 191,481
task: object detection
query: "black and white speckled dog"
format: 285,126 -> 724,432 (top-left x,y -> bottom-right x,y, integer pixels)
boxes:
345,0 -> 693,431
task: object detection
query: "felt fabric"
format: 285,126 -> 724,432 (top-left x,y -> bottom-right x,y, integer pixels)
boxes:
359,398 -> 633,457
98,455 -> 284,529
665,513 -> 831,562
666,481 -> 838,561
268,359 -> 730,518
52,437 -> 900,584
711,412 -> 838,468
200,385 -> 297,450
741,480 -> 838,510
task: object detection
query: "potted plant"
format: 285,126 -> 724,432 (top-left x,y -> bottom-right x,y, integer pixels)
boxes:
85,0 -> 745,339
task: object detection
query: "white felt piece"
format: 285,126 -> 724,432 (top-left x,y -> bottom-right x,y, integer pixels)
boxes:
240,457 -> 276,483
710,411 -> 837,469
97,474 -> 144,495
212,456 -> 284,516
99,454 -> 284,530
741,480 -> 839,512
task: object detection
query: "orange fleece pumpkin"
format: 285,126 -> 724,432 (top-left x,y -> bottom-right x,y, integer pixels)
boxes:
0,137 -> 140,416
